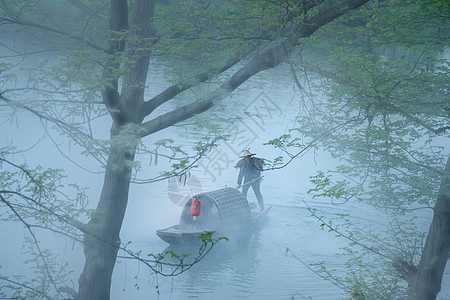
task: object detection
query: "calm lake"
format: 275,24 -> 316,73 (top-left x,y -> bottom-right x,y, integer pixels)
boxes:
1,49 -> 449,299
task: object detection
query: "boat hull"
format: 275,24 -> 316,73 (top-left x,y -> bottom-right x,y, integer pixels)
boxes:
157,206 -> 271,245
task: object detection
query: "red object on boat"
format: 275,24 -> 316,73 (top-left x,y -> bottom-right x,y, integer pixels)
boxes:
191,198 -> 201,219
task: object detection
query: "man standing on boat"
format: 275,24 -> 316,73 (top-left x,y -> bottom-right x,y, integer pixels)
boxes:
236,150 -> 265,210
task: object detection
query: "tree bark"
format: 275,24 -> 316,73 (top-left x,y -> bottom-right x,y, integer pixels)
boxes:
411,154 -> 450,299
77,1 -> 155,299
77,138 -> 136,300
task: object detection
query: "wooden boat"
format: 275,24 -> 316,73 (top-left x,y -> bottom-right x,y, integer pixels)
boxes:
156,187 -> 271,245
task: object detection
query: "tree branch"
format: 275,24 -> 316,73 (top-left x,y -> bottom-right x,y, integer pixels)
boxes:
139,98 -> 213,137
0,94 -> 95,143
304,200 -> 392,260
0,17 -> 106,52
385,103 -> 449,134
0,194 -> 64,299
298,63 -> 449,135
141,56 -> 241,118
0,276 -> 53,300
100,0 -> 129,125
138,0 -> 370,137
67,0 -> 101,20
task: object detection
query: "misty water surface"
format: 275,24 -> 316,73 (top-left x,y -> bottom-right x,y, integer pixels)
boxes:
1,46 -> 449,300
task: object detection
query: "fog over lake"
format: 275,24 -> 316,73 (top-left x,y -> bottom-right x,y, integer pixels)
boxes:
1,49 -> 449,300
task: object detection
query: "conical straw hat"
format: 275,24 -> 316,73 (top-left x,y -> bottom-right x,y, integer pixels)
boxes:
240,150 -> 256,157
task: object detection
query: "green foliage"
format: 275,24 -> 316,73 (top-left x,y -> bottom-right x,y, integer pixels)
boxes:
119,231 -> 227,279
129,133 -> 228,184
265,133 -> 303,150
305,203 -> 422,299
1,0 -> 316,297
155,0 -> 269,62
287,0 -> 449,208
266,0 -> 449,297
0,151 -> 90,299
0,153 -> 91,227
0,147 -> 228,297
0,61 -> 16,89
2,0 -> 446,298
308,171 -> 360,204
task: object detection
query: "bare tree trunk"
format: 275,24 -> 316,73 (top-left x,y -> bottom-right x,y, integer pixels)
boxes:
77,136 -> 136,300
412,154 -> 450,299
77,1 -> 154,298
